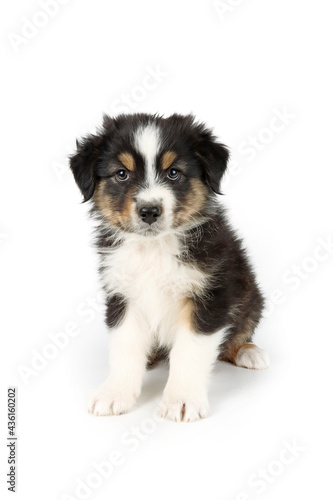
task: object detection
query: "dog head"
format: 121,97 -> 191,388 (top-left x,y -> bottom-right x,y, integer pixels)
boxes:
70,113 -> 229,235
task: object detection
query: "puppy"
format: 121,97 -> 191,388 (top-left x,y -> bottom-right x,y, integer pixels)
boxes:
70,113 -> 269,422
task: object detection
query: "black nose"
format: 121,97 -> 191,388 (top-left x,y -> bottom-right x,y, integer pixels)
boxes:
139,206 -> 161,225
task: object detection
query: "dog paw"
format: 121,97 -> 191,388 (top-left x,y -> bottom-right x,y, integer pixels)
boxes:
88,387 -> 137,416
235,344 -> 270,370
158,395 -> 209,423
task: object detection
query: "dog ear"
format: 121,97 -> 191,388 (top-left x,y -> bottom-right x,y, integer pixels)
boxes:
69,135 -> 101,202
195,127 -> 229,195
69,115 -> 115,202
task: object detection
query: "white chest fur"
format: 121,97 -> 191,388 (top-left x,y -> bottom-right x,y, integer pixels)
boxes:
100,232 -> 207,337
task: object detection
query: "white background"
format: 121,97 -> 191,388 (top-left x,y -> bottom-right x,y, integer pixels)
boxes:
1,1 -> 333,499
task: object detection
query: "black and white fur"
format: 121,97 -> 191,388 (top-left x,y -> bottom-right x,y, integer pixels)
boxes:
70,113 -> 269,422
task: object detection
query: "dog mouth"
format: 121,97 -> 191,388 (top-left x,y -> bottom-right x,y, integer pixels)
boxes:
133,217 -> 166,236
137,225 -> 163,236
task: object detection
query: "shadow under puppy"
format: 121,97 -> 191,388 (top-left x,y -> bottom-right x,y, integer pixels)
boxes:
69,113 -> 269,422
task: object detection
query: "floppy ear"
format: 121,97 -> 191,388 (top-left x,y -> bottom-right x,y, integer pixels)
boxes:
69,135 -> 101,202
196,128 -> 229,195
69,115 -> 115,202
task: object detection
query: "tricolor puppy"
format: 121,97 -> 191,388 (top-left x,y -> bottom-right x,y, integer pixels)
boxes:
70,113 -> 269,422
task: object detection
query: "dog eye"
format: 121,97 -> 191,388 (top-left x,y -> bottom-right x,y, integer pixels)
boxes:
167,168 -> 179,180
116,169 -> 129,182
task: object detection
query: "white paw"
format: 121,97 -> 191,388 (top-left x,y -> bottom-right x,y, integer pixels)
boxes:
158,394 -> 209,423
88,387 -> 137,416
235,345 -> 270,370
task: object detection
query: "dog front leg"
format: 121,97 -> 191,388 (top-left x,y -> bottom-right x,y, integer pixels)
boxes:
158,327 -> 228,422
88,309 -> 148,416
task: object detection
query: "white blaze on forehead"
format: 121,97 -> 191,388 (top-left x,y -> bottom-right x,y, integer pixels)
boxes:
134,123 -> 176,229
134,123 -> 161,185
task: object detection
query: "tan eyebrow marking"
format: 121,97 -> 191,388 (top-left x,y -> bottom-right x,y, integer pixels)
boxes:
161,151 -> 177,170
118,152 -> 135,171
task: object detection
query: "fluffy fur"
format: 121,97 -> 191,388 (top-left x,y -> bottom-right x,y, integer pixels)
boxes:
69,113 -> 268,422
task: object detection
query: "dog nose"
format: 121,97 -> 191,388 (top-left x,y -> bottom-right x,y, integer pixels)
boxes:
139,206 -> 161,225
